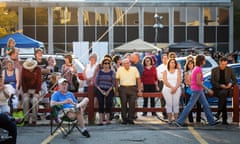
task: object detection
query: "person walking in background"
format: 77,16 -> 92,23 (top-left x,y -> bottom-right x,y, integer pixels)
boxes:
211,57 -> 237,125
115,58 -> 142,124
176,55 -> 219,127
162,58 -> 182,125
141,56 -> 159,116
184,59 -> 201,124
95,57 -> 115,125
156,53 -> 168,119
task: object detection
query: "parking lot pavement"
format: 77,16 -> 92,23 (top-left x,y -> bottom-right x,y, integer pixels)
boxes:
15,113 -> 240,144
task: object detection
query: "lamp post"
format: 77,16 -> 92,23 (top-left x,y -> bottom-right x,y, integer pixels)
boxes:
153,13 -> 164,46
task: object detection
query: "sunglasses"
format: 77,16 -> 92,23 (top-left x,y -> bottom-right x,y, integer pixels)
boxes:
104,62 -> 110,65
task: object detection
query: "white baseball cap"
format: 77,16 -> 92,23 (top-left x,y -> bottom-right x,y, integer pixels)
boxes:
58,78 -> 68,85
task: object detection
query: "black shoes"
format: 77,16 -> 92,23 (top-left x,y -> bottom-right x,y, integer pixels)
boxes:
222,121 -> 229,125
214,112 -> 221,120
152,112 -> 157,116
121,120 -> 134,125
128,120 -> 134,125
142,112 -> 157,116
121,121 -> 128,125
163,112 -> 168,119
142,112 -> 147,116
81,130 -> 90,138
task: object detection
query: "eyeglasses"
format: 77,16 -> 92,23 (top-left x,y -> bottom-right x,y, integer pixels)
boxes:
104,62 -> 110,65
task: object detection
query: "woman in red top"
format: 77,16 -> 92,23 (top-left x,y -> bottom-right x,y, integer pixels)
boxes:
141,56 -> 159,116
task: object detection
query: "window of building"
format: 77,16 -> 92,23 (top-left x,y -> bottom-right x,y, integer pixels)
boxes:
23,8 -> 48,45
53,7 -> 78,52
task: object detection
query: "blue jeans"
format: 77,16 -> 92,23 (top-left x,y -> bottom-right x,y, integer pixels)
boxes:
177,90 -> 215,125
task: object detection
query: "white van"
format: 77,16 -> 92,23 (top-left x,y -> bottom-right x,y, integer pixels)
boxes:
176,56 -> 218,73
18,54 -> 85,73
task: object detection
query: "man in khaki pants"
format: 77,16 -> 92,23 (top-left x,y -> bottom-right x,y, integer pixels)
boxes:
115,58 -> 142,124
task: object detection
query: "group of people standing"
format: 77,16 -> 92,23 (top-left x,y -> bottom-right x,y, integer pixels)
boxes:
0,37 -> 237,143
84,50 -> 237,127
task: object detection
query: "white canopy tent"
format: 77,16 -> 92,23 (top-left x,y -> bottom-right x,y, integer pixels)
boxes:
114,39 -> 161,53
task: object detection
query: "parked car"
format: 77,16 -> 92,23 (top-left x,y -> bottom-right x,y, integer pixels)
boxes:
18,54 -> 85,73
203,63 -> 240,105
176,56 -> 218,73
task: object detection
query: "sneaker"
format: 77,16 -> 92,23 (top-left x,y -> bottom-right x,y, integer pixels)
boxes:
81,130 -> 90,138
175,122 -> 183,127
210,121 -> 221,126
168,121 -> 173,126
214,113 -> 221,120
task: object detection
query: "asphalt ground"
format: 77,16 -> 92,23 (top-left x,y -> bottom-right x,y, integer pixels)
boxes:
14,112 -> 240,144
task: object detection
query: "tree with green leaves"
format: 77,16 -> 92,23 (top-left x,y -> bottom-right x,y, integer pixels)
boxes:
0,8 -> 18,38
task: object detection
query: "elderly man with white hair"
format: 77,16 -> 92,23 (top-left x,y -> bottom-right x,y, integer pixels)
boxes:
115,58 -> 142,125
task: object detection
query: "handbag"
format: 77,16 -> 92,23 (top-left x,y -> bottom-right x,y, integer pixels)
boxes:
68,75 -> 79,92
185,87 -> 192,95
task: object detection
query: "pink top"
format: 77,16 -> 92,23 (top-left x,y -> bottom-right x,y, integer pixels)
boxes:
191,66 -> 203,91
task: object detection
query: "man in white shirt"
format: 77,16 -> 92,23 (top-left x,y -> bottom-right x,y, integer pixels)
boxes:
156,53 -> 168,119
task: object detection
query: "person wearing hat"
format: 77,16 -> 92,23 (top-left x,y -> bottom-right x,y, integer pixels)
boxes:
50,78 -> 90,138
21,59 -> 42,125
94,57 -> 115,125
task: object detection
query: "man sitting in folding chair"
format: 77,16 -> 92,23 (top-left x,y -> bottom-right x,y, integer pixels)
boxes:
50,78 -> 90,138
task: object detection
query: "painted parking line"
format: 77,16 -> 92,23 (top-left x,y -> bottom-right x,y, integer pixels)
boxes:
41,130 -> 61,144
188,126 -> 208,144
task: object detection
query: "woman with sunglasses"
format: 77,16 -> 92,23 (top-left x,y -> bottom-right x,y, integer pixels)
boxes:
95,57 -> 115,125
141,56 -> 159,116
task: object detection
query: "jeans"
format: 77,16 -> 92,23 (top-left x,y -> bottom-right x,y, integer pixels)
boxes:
177,90 -> 215,125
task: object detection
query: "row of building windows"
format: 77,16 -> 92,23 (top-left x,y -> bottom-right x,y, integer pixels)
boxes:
22,7 -> 229,26
5,6 -> 230,53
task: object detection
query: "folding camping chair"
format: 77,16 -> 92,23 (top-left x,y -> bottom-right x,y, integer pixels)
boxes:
50,105 -> 82,137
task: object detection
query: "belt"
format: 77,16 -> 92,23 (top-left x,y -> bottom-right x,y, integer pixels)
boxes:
120,85 -> 136,87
